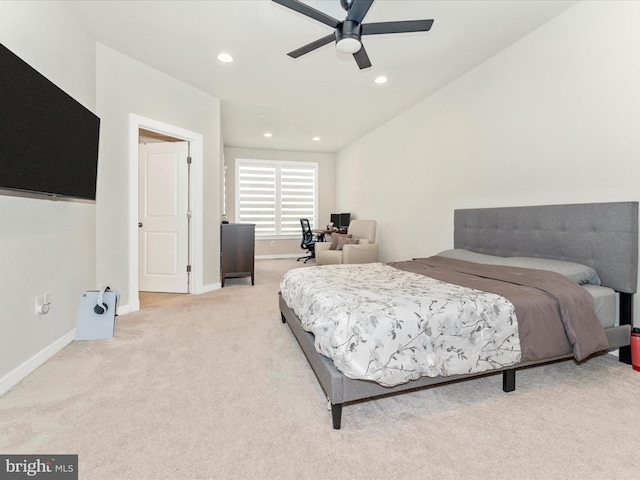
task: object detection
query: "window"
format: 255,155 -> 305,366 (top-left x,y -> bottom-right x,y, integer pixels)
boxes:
235,159 -> 318,237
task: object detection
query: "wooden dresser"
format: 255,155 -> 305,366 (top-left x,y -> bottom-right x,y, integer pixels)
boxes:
220,223 -> 255,287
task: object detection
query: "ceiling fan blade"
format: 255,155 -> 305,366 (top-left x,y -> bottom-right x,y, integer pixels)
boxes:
353,45 -> 372,70
287,33 -> 336,58
272,0 -> 340,28
362,19 -> 434,35
346,0 -> 374,23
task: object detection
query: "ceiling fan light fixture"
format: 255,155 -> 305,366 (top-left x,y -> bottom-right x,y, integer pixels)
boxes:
336,37 -> 361,54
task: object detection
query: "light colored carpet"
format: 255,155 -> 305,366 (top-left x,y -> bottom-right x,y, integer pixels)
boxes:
1,258 -> 640,480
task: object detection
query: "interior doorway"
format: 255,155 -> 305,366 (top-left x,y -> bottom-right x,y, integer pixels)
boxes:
128,114 -> 205,313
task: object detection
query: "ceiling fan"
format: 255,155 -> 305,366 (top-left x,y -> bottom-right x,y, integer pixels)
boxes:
272,0 -> 434,70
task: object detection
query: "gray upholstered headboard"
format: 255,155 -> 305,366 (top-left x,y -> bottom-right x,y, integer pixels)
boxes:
454,202 -> 638,294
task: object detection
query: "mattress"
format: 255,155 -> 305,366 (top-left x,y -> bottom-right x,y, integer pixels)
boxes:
585,285 -> 617,329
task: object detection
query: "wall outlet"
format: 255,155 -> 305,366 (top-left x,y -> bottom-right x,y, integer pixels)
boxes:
271,241 -> 276,247
35,293 -> 52,315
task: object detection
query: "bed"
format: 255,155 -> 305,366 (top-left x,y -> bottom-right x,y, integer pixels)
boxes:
279,202 -> 638,429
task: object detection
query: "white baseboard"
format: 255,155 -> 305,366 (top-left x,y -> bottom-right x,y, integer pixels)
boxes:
0,330 -> 75,397
256,254 -> 300,260
117,303 -> 133,315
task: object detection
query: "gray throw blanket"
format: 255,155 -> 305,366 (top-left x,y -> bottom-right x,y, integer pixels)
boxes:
389,256 -> 609,362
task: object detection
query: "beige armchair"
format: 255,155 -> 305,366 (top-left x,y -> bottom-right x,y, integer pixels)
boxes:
315,220 -> 378,266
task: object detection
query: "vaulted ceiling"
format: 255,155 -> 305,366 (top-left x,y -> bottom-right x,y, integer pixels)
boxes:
67,0 -> 577,153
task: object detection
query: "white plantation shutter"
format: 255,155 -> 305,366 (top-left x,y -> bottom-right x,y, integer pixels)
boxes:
236,159 -> 317,236
237,163 -> 276,236
280,166 -> 316,236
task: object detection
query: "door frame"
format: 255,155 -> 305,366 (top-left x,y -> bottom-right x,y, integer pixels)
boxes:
128,114 -> 204,312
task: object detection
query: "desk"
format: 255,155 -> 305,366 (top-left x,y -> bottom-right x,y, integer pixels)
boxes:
315,228 -> 347,242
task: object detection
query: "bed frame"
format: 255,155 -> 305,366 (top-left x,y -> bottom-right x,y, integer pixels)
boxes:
279,202 -> 638,429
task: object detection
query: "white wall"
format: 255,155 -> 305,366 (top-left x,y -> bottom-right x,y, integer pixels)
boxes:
0,1 -> 97,389
224,147 -> 336,257
95,44 -> 222,307
336,1 -> 640,267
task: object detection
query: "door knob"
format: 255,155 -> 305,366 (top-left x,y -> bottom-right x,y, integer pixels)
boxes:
138,222 -> 143,228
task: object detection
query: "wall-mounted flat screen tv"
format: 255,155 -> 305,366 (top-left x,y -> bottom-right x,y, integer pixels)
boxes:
0,43 -> 100,201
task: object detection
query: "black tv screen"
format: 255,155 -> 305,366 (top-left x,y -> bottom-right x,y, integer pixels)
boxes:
0,43 -> 100,200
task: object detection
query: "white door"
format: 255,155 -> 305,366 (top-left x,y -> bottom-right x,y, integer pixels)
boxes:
138,141 -> 189,293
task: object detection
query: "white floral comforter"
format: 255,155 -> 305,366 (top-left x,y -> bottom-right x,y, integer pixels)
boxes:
280,263 -> 521,387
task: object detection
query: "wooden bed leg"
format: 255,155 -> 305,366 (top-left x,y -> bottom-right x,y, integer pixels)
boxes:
281,312 -> 286,324
503,369 -> 516,392
331,404 -> 343,429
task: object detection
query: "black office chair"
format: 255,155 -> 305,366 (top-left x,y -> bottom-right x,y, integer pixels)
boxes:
297,218 -> 317,263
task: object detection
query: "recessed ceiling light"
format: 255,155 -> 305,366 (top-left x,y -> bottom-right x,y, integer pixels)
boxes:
217,53 -> 233,63
264,132 -> 273,138
312,137 -> 321,141
374,76 -> 388,84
